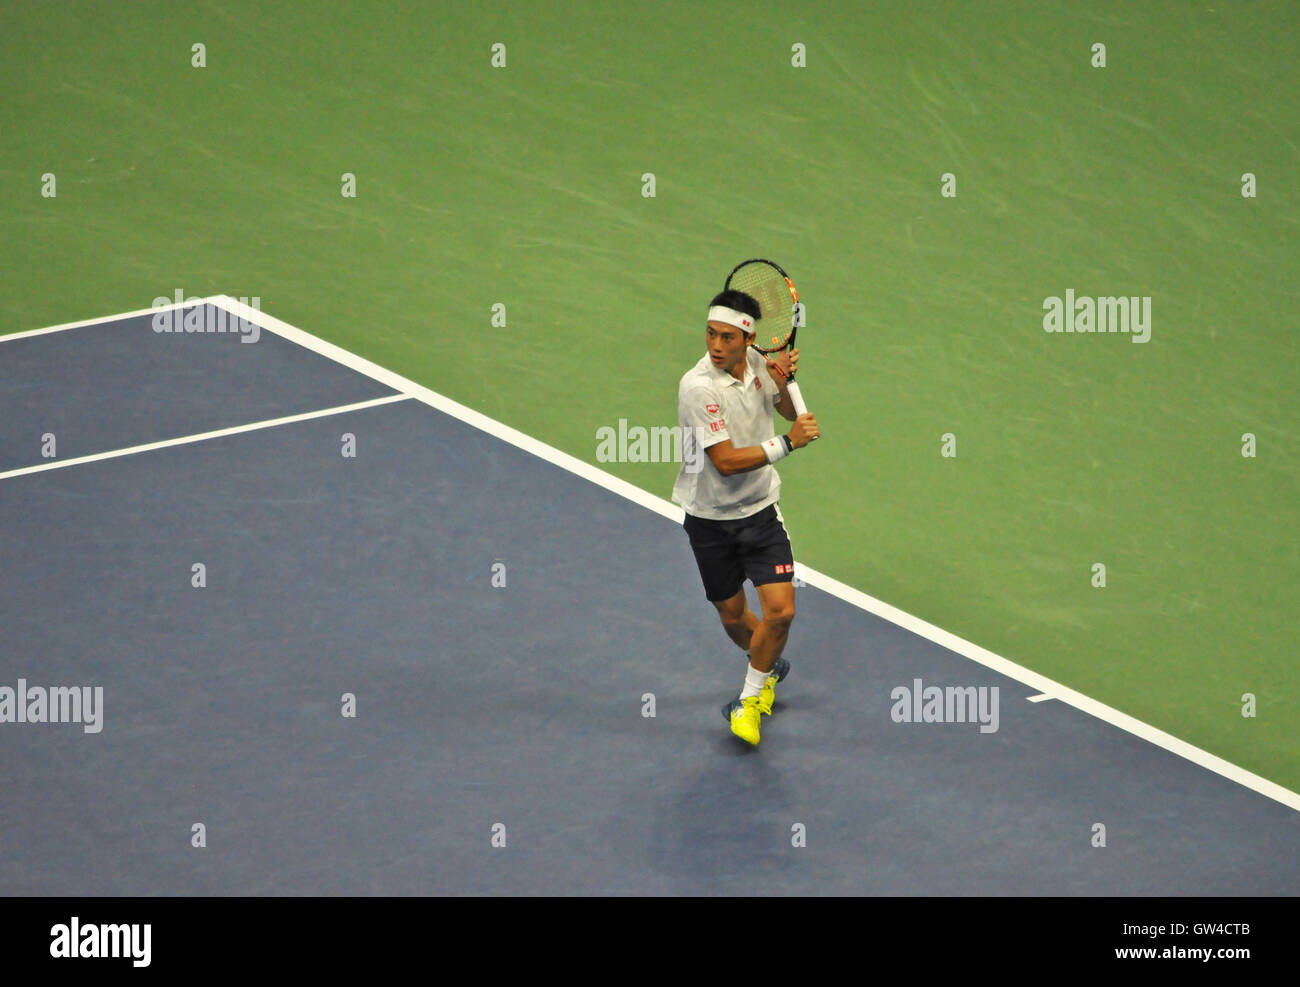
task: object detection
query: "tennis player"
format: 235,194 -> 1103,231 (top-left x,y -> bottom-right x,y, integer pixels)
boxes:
673,289 -> 820,746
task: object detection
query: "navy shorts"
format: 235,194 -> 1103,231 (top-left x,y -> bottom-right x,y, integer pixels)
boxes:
683,504 -> 795,602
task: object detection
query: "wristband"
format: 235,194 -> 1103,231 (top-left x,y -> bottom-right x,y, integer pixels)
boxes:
762,435 -> 791,464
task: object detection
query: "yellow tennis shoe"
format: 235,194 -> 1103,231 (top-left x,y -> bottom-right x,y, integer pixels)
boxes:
723,697 -> 762,746
756,658 -> 791,716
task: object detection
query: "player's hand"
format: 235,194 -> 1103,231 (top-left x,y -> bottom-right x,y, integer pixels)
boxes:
765,348 -> 798,381
788,412 -> 819,448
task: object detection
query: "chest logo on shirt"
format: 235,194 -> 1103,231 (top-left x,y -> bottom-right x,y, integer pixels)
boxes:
705,403 -> 720,415
755,378 -> 762,390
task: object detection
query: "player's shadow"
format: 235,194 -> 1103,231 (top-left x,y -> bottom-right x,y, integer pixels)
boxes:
646,741 -> 796,891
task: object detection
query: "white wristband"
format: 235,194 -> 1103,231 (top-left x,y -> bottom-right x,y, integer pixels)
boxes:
762,435 -> 791,464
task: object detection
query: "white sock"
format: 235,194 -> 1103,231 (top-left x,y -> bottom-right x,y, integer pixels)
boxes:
739,663 -> 768,701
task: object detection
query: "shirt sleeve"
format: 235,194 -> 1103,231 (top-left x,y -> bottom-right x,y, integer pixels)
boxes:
679,383 -> 730,450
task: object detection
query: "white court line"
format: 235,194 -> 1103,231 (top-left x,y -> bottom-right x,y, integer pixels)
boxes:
1027,694 -> 1053,703
0,297 -> 196,343
0,394 -> 410,482
8,297 -> 1299,815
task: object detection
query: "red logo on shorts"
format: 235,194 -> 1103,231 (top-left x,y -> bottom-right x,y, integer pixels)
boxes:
774,564 -> 793,574
710,420 -> 725,432
705,403 -> 720,414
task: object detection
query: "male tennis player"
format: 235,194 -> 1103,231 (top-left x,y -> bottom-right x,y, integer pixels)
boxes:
673,289 -> 820,746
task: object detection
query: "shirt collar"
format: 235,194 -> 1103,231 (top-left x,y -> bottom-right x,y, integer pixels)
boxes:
707,351 -> 754,387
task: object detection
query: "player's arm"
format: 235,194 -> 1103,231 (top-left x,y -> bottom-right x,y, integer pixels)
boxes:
706,439 -> 769,476
706,416 -> 819,475
764,379 -> 795,423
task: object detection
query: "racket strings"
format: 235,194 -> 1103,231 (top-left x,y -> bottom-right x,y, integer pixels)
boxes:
726,264 -> 795,353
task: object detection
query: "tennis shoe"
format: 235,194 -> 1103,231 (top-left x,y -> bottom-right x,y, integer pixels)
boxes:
723,697 -> 762,746
757,658 -> 790,715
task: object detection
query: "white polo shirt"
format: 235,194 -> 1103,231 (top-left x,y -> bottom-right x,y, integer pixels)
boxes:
672,348 -> 781,520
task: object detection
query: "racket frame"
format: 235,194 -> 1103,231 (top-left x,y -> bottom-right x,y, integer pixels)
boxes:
723,258 -> 810,418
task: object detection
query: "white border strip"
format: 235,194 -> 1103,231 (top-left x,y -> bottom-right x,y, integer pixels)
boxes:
1,297 -> 195,343
0,394 -> 410,482
7,297 -> 1298,814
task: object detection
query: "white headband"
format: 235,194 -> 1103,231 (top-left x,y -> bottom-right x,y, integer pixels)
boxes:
707,306 -> 757,333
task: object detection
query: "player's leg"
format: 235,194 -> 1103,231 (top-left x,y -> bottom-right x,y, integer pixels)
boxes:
749,580 -> 795,674
710,590 -> 760,653
737,505 -> 796,717
741,505 -> 797,674
685,513 -> 764,744
715,585 -> 765,744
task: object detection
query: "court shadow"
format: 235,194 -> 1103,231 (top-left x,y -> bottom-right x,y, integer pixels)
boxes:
646,742 -> 794,891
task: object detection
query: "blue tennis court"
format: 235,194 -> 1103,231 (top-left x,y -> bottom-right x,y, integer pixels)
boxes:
1,301 -> 1295,895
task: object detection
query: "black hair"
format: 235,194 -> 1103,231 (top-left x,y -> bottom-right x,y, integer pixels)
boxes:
708,289 -> 761,323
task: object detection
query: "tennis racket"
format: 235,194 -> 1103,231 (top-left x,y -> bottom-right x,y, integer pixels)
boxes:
723,258 -> 815,435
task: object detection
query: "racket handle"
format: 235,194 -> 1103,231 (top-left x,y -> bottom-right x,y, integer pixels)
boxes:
787,380 -> 808,417
786,380 -> 818,442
